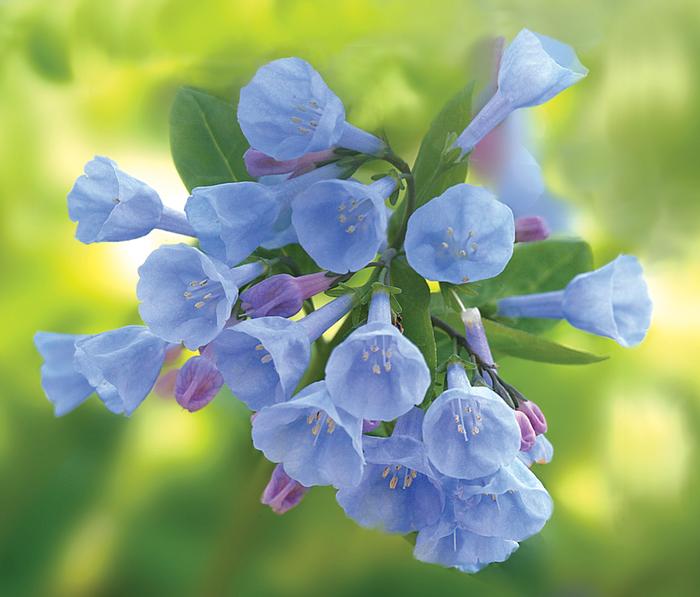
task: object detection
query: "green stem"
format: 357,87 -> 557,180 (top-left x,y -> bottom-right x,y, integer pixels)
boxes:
382,151 -> 416,250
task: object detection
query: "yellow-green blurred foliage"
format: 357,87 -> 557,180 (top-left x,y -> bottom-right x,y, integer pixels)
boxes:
1,1 -> 699,595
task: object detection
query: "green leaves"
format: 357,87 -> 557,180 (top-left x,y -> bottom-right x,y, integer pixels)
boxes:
483,319 -> 607,365
412,82 -> 475,208
169,87 -> 250,192
391,257 -> 437,393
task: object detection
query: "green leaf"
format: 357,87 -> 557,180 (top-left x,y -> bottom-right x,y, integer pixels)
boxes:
25,21 -> 72,83
169,87 -> 250,192
391,257 -> 437,395
412,81 -> 475,207
483,319 -> 607,365
458,239 -> 594,333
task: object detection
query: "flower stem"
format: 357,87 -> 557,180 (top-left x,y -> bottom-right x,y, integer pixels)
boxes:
382,151 -> 416,250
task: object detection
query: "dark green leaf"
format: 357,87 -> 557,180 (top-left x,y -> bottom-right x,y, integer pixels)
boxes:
412,82 -> 475,207
169,87 -> 250,192
457,239 -> 594,333
391,257 -> 437,396
483,319 -> 607,365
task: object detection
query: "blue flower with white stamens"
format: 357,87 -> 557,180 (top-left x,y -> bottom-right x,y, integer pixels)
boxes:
68,156 -> 194,243
209,295 -> 354,410
405,183 -> 515,284
325,290 -> 430,421
336,408 -> 443,534
238,57 -> 385,161
252,381 -> 364,488
423,363 -> 521,480
497,254 -> 653,347
137,243 -> 265,350
292,177 -> 396,273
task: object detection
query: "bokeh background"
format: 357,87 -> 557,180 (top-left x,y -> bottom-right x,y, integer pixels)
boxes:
1,0 -> 699,595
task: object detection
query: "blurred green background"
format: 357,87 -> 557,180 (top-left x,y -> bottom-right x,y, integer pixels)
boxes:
2,0 -> 699,595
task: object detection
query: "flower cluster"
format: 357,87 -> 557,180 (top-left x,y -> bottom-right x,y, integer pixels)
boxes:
35,29 -> 653,573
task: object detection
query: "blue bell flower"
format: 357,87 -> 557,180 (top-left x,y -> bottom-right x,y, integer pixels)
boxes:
498,254 -> 653,347
137,243 -> 266,349
252,381 -> 364,488
292,176 -> 396,273
325,289 -> 430,420
405,183 -> 514,284
423,363 -> 520,480
455,29 -> 588,153
34,332 -> 94,416
208,294 -> 354,410
237,57 -> 385,160
68,156 -> 195,243
336,408 -> 443,534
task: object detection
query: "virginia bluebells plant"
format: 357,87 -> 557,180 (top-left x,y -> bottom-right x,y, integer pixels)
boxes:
37,29 -> 653,574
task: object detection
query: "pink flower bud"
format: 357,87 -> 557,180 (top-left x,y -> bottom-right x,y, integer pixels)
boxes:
261,464 -> 308,514
515,216 -> 550,243
175,356 -> 224,412
244,148 -> 337,178
515,410 -> 536,451
517,399 -> 547,434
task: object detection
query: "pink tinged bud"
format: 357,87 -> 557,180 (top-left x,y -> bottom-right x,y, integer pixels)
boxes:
240,271 -> 338,318
154,369 -> 179,397
460,307 -> 495,367
261,464 -> 309,514
517,399 -> 547,434
175,356 -> 224,412
515,410 -> 537,451
244,148 -> 337,178
362,419 -> 381,433
515,216 -> 550,243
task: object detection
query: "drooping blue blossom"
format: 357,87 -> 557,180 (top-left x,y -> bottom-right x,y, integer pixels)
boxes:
292,177 -> 396,273
414,517 -> 519,571
498,254 -> 653,347
261,463 -> 309,514
34,332 -> 94,416
237,57 -> 386,161
252,381 -> 364,488
209,294 -> 353,410
455,29 -> 588,154
174,355 -> 224,412
337,408 -> 443,534
325,290 -> 430,421
186,163 -> 345,264
68,156 -> 195,243
405,183 -> 515,284
74,326 -> 168,415
518,434 -> 554,467
244,148 -> 337,178
423,363 -> 520,479
240,271 -> 338,318
137,243 -> 265,349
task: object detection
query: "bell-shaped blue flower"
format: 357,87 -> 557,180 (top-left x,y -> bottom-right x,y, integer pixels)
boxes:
518,435 -> 554,467
137,243 -> 266,349
68,156 -> 195,243
455,29 -> 588,153
208,294 -> 353,410
73,325 -> 168,415
292,177 -> 396,273
325,290 -> 430,420
237,57 -> 385,160
405,183 -> 514,284
446,460 -> 553,541
336,408 -> 443,534
498,255 -> 653,347
414,517 -> 519,571
252,381 -> 364,488
423,363 -> 520,480
34,332 -> 94,416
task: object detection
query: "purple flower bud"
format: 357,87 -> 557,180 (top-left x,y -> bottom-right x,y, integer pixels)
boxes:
175,356 -> 224,412
261,464 -> 309,514
515,216 -> 550,243
517,399 -> 548,435
362,419 -> 381,433
460,307 -> 495,367
244,148 -> 337,178
240,271 -> 338,318
515,410 -> 536,451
